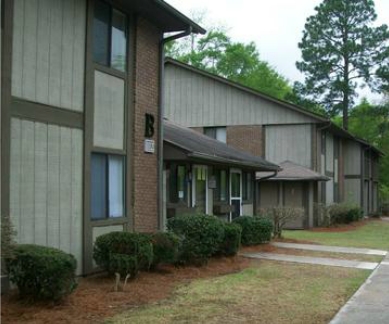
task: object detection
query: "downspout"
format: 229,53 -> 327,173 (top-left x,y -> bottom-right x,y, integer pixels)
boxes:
317,121 -> 331,204
158,27 -> 193,230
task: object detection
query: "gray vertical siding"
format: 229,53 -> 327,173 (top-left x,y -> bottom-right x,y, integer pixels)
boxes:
10,118 -> 83,274
12,0 -> 86,112
165,64 -> 319,127
93,71 -> 125,150
265,124 -> 312,168
343,140 -> 361,175
344,179 -> 361,205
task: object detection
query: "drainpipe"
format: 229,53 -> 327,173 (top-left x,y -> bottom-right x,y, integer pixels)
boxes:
317,121 -> 331,204
158,27 -> 193,230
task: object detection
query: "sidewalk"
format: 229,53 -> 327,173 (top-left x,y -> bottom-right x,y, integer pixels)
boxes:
272,242 -> 387,256
330,253 -> 389,324
243,253 -> 378,270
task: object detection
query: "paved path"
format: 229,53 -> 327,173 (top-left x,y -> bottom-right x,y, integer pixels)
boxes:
272,242 -> 387,256
330,253 -> 389,324
242,253 -> 378,270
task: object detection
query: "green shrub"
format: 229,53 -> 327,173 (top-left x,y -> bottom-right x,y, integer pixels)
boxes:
233,216 -> 273,245
151,232 -> 180,268
328,203 -> 363,224
6,244 -> 77,301
93,232 -> 153,277
167,214 -> 224,264
218,223 -> 242,256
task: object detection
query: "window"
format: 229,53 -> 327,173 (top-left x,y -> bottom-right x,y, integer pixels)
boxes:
169,164 -> 188,203
91,153 -> 125,220
204,127 -> 226,143
93,0 -> 127,71
242,172 -> 252,201
214,169 -> 228,202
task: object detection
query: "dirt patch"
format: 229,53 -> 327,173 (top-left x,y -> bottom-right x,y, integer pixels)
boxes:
1,256 -> 251,324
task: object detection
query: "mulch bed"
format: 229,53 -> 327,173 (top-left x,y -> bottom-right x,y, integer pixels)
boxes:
1,256 -> 251,324
309,218 -> 374,232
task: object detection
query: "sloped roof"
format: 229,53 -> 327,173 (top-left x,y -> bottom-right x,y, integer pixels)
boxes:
122,0 -> 206,34
164,120 -> 279,171
165,58 -> 383,156
258,161 -> 330,181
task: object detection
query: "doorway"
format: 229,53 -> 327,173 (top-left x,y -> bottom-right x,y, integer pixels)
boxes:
192,165 -> 208,214
230,169 -> 242,220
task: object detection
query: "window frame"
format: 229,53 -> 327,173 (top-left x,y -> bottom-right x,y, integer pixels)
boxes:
204,127 -> 227,143
213,168 -> 229,203
242,171 -> 253,202
168,163 -> 189,204
90,152 -> 126,221
93,0 -> 128,72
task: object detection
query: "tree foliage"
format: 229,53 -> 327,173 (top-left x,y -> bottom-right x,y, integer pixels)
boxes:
166,29 -> 292,100
296,0 -> 389,129
347,98 -> 389,189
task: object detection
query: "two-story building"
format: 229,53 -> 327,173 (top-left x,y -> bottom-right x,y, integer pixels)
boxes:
164,58 -> 381,227
1,0 -> 204,275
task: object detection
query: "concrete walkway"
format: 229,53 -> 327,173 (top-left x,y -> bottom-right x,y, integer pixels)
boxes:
272,242 -> 387,256
330,253 -> 389,324
243,253 -> 379,270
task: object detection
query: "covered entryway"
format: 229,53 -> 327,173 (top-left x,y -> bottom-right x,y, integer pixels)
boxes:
257,161 -> 329,229
283,182 -> 306,229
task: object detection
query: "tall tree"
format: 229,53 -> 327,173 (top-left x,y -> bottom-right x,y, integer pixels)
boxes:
296,0 -> 389,129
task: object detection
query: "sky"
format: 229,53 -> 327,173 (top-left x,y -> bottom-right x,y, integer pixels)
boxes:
165,0 -> 389,104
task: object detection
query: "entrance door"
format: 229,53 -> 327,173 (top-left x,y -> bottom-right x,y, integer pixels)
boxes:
230,169 -> 242,220
283,182 -> 306,229
192,166 -> 208,214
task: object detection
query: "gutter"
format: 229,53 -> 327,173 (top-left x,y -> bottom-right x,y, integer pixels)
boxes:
158,27 -> 193,230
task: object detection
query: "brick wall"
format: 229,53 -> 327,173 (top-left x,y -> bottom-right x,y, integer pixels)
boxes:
133,17 -> 161,232
226,125 -> 263,157
190,127 -> 203,134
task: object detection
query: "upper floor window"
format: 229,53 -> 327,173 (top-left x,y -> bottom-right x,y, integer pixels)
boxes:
204,127 -> 226,143
93,0 -> 127,72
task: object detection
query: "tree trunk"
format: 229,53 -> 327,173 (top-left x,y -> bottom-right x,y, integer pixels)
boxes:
343,95 -> 349,130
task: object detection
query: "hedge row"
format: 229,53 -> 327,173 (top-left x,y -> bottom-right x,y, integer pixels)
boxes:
328,203 -> 363,224
6,214 -> 272,301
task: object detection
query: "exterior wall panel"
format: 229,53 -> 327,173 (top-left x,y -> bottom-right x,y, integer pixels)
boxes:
93,71 -> 125,150
10,118 -> 83,274
343,140 -> 362,175
165,64 -> 319,127
265,124 -> 312,167
344,179 -> 361,205
12,0 -> 86,112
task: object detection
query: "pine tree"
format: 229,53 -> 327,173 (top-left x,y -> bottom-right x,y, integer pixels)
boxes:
296,0 -> 389,129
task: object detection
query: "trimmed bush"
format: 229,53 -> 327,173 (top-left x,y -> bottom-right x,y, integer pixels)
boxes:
328,203 -> 363,224
218,223 -> 242,256
6,244 -> 77,301
151,232 -> 181,268
233,216 -> 273,245
167,214 -> 224,264
93,232 -> 153,277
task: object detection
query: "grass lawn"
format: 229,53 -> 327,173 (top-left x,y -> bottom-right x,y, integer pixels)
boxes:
282,219 -> 389,250
108,261 -> 369,324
